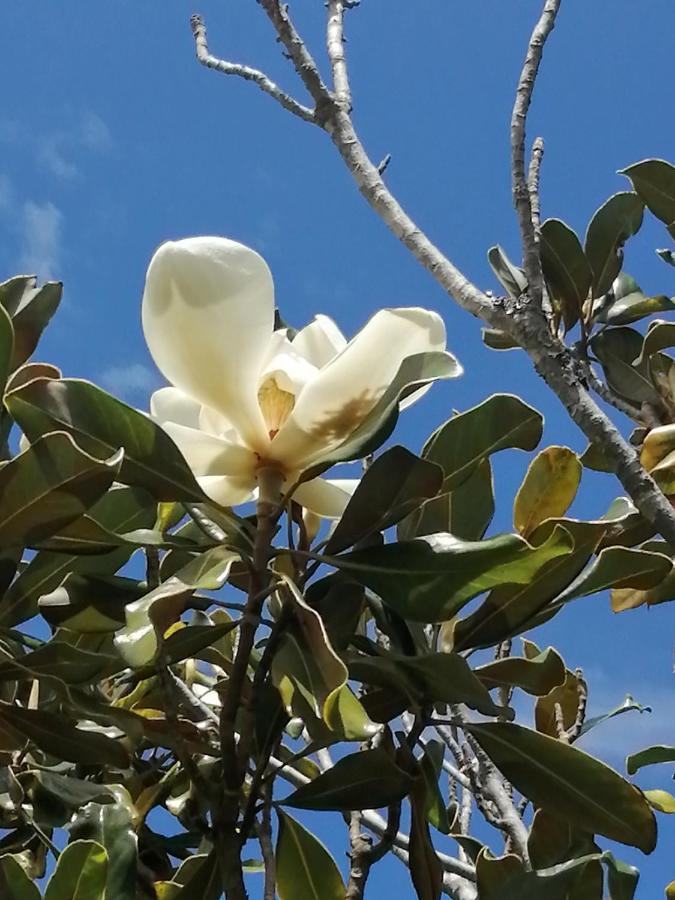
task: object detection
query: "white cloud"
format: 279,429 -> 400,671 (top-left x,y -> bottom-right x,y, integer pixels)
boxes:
79,111 -> 112,152
99,363 -> 159,401
0,174 -> 14,212
18,200 -> 63,280
37,136 -> 79,180
30,111 -> 113,181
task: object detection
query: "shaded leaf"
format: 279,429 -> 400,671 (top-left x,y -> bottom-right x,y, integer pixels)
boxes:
475,647 -> 565,696
554,546 -> 672,604
540,218 -> 591,331
476,848 -> 603,900
591,327 -> 660,405
467,722 -> 657,852
276,810 -> 345,900
161,621 -> 240,666
0,432 -> 121,547
585,192 -> 644,297
420,741 -> 450,834
612,566 -> 675,611
408,776 -> 443,900
3,281 -> 62,370
422,394 -> 543,490
487,245 -> 527,298
44,840 -> 107,900
620,159 -> 675,237
0,305 -> 14,399
535,667 -> 584,738
331,526 -> 573,623
626,745 -> 675,775
282,748 -> 413,811
634,319 -> 675,367
0,852 -> 41,900
579,695 -> 651,737
0,641 -> 118,684
69,802 -> 137,900
0,704 -> 129,767
325,446 -> 442,554
596,273 -> 675,326
38,574 -> 143,634
6,377 -> 207,502
513,447 -> 581,537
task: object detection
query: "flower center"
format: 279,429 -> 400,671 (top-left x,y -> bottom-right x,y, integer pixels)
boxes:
257,376 -> 295,440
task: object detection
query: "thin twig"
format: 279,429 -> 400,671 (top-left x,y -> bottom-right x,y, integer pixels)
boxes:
510,0 -> 561,308
346,812 -> 373,900
326,0 -> 352,109
256,778 -> 276,899
190,14 -> 315,123
527,136 -> 545,239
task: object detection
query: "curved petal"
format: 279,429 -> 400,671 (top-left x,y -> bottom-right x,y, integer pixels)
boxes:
142,237 -> 274,452
272,308 -> 447,466
162,422 -> 256,477
293,314 -> 347,368
150,386 -> 202,428
292,477 -> 360,519
197,474 -> 256,507
260,335 -> 318,394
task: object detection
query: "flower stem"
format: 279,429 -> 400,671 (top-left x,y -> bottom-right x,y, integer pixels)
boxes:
214,465 -> 283,899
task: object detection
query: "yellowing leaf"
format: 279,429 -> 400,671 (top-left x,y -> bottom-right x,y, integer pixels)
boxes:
514,447 -> 582,536
645,789 -> 675,814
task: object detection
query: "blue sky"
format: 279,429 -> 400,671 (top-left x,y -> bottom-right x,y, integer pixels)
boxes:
2,1 -> 674,895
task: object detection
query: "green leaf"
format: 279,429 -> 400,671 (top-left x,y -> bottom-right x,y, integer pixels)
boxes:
420,740 -> 450,834
540,218 -> 592,331
5,281 -> 62,370
0,641 -> 118,684
282,748 -> 413,811
580,441 -> 615,473
467,722 -> 657,852
0,853 -> 41,899
299,351 -> 461,478
0,304 -> 14,399
612,565 -> 675,611
513,447 -> 582,537
595,273 -> 675,326
0,431 -> 121,547
657,248 -> 675,267
161,621 -> 240,666
408,776 -> 443,900
475,647 -> 565,696
400,653 -> 510,717
476,848 -> 604,900
422,394 -> 543,490
38,574 -> 144,633
590,327 -> 661,405
44,840 -> 108,900
603,851 -> 639,900
276,810 -> 346,900
579,695 -> 651,737
644,789 -> 675,814
634,319 -> 675,368
325,446 -> 443,554
481,328 -> 520,351
620,159 -> 675,237
171,852 -> 222,900
535,667 -> 585,738
0,704 -> 129,767
68,802 -> 137,900
626,745 -> 675,775
554,546 -> 672,604
1,485 -> 156,626
6,377 -> 207,502
585,192 -> 644,297
487,245 -> 527,298
527,808 -> 600,870
332,526 -> 572,623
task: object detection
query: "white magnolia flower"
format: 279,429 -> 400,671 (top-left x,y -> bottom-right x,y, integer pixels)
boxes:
142,236 -> 461,517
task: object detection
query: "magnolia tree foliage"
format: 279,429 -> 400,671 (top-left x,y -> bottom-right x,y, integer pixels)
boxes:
1,6 -> 675,900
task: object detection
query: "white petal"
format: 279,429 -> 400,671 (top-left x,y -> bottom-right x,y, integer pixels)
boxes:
260,337 -> 318,395
150,386 -> 202,428
162,422 -> 256,477
292,477 -> 360,519
142,237 -> 274,451
272,308 -> 446,466
293,314 -> 347,368
197,474 -> 256,507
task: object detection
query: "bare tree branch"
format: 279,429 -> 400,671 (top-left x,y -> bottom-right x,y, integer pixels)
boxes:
346,812 -> 373,900
326,0 -> 352,109
190,14 -> 315,124
528,136 -> 545,239
511,0 -> 560,308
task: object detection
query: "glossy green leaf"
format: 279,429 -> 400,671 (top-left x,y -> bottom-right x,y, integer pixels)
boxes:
408,775 -> 443,900
69,802 -> 137,900
626,745 -> 675,775
467,722 -> 657,852
585,192 -> 644,297
591,327 -> 660,405
282,748 -> 413,811
475,647 -> 565,696
579,695 -> 651,737
420,740 -> 450,834
554,546 -> 672,604
332,526 -> 572,623
476,848 -> 603,900
527,808 -> 600,870
276,810 -> 345,900
540,218 -> 591,331
3,281 -> 62,369
620,159 -> 675,237
0,704 -> 129,767
44,840 -> 107,900
326,446 -> 442,554
580,441 -> 615,473
487,245 -> 527,298
634,319 -> 675,368
513,447 -> 581,537
161,621 -> 240,666
0,853 -> 41,900
6,377 -> 207,502
400,653 -> 509,717
0,304 -> 14,399
0,431 -> 121,547
171,852 -> 221,900
595,273 -> 675,326
422,394 -> 543,490
38,574 -> 143,633
603,851 -> 639,900
0,641 -> 118,684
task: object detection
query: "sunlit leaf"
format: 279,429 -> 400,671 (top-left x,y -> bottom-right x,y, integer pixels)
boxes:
554,545 -> 672,604
513,447 -> 582,537
475,647 -> 565,696
644,790 -> 675,814
68,802 -> 137,900
44,840 -> 107,900
0,852 -> 41,899
487,245 -> 527,298
540,218 -> 591,331
579,695 -> 651,737
585,192 -> 644,297
626,745 -> 675,775
276,810 -> 345,900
